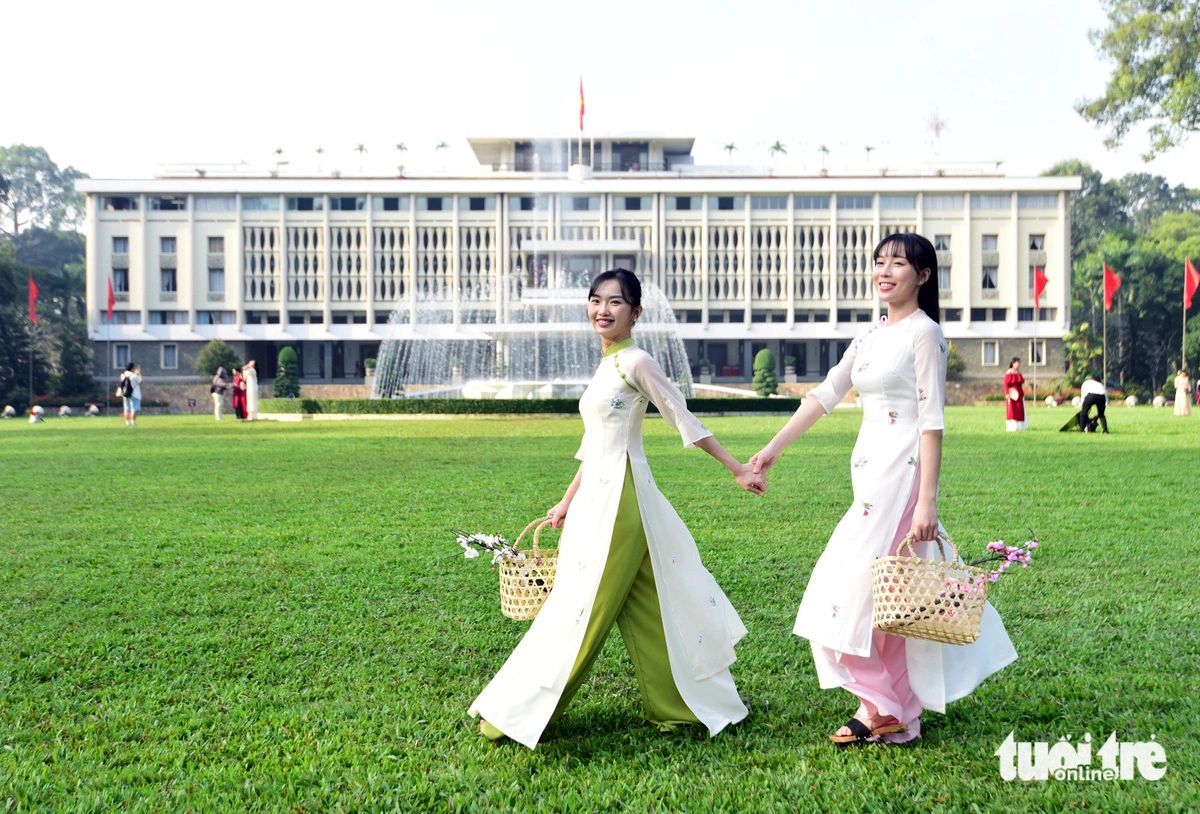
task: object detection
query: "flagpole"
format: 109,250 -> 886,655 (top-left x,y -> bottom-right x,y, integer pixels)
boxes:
1102,256 -> 1108,385
1033,301 -> 1038,403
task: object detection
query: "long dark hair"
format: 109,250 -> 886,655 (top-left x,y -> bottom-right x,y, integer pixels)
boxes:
872,232 -> 940,324
588,268 -> 642,310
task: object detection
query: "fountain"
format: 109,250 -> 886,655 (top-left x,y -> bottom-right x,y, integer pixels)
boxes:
370,279 -> 694,399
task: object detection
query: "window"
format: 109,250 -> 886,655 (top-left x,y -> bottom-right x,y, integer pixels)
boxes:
510,195 -> 548,212
104,310 -> 139,325
113,268 -> 129,293
197,311 -> 236,324
149,310 -> 186,324
160,237 -> 176,253
879,194 -> 916,210
982,266 -> 998,289
837,309 -> 873,323
971,194 -> 1011,210
943,308 -> 963,321
113,237 -> 129,254
208,236 -> 225,253
838,194 -> 873,210
1028,340 -> 1046,366
924,194 -> 963,211
615,196 -> 647,211
421,197 -> 444,212
161,343 -> 178,370
1019,194 -> 1057,210
751,195 -> 787,210
714,196 -> 743,211
286,196 -> 323,212
1018,307 -> 1034,321
938,267 -> 951,290
209,268 -> 225,293
242,196 -> 280,212
373,196 -> 410,212
195,196 -> 236,212
161,268 -> 177,293
971,308 -> 987,321
933,234 -> 951,251
150,195 -> 186,211
982,341 -> 998,366
114,343 -> 130,369
466,196 -> 494,211
329,196 -> 365,211
1040,307 -> 1056,320
794,195 -> 830,210
991,308 -> 1007,321
1027,265 -> 1038,288
570,196 -> 598,211
102,196 -> 138,211
981,235 -> 998,252
1028,234 -> 1045,250
668,196 -> 697,211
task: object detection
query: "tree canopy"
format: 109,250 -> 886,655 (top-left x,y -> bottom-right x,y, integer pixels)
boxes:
0,145 -> 87,236
1076,0 -> 1200,158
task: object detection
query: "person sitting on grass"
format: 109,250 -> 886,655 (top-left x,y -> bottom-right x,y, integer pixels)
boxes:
1,405 -> 15,418
28,405 -> 45,423
85,403 -> 100,416
58,405 -> 72,417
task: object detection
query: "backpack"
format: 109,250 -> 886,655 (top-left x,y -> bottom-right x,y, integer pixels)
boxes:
121,374 -> 134,398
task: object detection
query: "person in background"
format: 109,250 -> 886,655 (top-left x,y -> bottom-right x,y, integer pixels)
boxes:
354,359 -> 365,379
232,367 -> 247,421
1173,367 -> 1191,417
58,405 -> 72,417
2,405 -> 15,418
1079,373 -> 1109,434
85,403 -> 101,416
121,363 -> 143,426
211,367 -> 231,420
28,405 -> 45,423
1003,357 -> 1027,432
244,360 -> 259,421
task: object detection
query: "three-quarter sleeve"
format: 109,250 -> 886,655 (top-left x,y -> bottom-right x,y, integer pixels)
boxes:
806,332 -> 862,415
574,432 -> 588,462
914,321 -> 948,433
622,351 -> 713,448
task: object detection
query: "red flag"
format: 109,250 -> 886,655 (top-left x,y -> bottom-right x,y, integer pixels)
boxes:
28,274 -> 38,325
1185,257 -> 1200,310
107,278 -> 116,321
1033,267 -> 1048,310
1103,263 -> 1122,311
578,76 -> 585,132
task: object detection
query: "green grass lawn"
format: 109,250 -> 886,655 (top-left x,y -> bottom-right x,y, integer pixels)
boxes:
1,406 -> 1197,812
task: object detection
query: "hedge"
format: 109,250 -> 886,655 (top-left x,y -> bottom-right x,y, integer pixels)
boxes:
258,397 -> 804,416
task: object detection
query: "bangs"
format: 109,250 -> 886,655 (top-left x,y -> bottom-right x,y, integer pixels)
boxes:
872,236 -> 909,262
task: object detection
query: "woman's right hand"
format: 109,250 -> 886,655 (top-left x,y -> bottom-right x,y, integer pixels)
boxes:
546,500 -> 570,528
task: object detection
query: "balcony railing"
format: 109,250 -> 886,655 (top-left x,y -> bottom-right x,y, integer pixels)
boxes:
496,159 -> 671,173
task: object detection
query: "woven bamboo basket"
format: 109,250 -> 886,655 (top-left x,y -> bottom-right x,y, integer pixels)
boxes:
498,518 -> 559,621
870,532 -> 988,645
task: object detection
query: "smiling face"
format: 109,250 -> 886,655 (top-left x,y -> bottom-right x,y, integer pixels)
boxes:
588,278 -> 641,343
873,239 -> 930,309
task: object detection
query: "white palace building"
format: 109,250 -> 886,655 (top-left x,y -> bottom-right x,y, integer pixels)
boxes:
80,135 -> 1081,392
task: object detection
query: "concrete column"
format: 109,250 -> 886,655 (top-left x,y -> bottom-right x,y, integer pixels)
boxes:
700,195 -> 710,327
871,193 -> 881,322
1059,191 -> 1070,331
279,194 -> 288,328
187,193 -> 196,330
139,194 -> 149,329
365,193 -> 375,327
786,193 -> 795,326
962,193 -> 973,328
322,195 -> 332,327
828,193 -> 839,323
85,194 -> 97,339
451,195 -> 460,330
743,196 -> 752,331
234,194 -> 244,331
1007,192 -> 1019,330
408,194 -> 417,326
323,340 -> 333,383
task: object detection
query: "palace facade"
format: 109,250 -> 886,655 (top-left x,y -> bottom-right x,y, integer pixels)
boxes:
79,135 -> 1081,390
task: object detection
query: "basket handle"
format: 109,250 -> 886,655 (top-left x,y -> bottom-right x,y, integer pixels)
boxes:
514,518 -> 554,557
897,531 -> 958,563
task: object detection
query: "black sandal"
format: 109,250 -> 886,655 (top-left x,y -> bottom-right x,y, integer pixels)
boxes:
829,716 -> 905,745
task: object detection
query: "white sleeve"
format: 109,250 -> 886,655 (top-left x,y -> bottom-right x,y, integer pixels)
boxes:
575,432 -> 587,462
623,351 -> 712,449
806,332 -> 862,414
914,322 -> 948,433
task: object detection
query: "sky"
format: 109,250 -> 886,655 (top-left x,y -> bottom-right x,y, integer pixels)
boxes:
6,0 -> 1200,185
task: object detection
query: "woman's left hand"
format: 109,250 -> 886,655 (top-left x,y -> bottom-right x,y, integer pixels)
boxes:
909,500 -> 938,542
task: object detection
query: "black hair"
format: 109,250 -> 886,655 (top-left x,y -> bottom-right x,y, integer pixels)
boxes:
1009,357 -> 1021,368
125,362 -> 136,372
871,232 -> 940,324
588,268 -> 642,311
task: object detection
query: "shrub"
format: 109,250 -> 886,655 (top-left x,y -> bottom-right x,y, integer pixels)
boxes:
256,397 -> 805,416
752,349 -> 777,397
194,340 -> 241,377
946,342 -> 966,381
697,358 -> 713,369
274,346 -> 300,398
783,356 -> 798,368
363,357 -> 377,370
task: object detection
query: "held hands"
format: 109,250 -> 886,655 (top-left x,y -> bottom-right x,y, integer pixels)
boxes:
733,462 -> 767,496
749,444 -> 781,476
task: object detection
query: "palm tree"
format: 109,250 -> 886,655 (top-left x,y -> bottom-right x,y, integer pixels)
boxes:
864,145 -> 876,166
315,146 -> 324,172
435,141 -> 449,171
395,142 -> 407,176
768,141 -> 787,162
927,110 -> 948,155
723,142 -> 737,165
354,143 -> 368,173
818,144 -> 830,169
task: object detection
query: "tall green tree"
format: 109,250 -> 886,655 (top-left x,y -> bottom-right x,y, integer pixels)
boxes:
0,145 -> 87,236
14,228 -> 86,319
1043,159 -> 1128,258
194,340 -> 241,377
1117,173 -> 1200,233
1077,0 -> 1200,158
